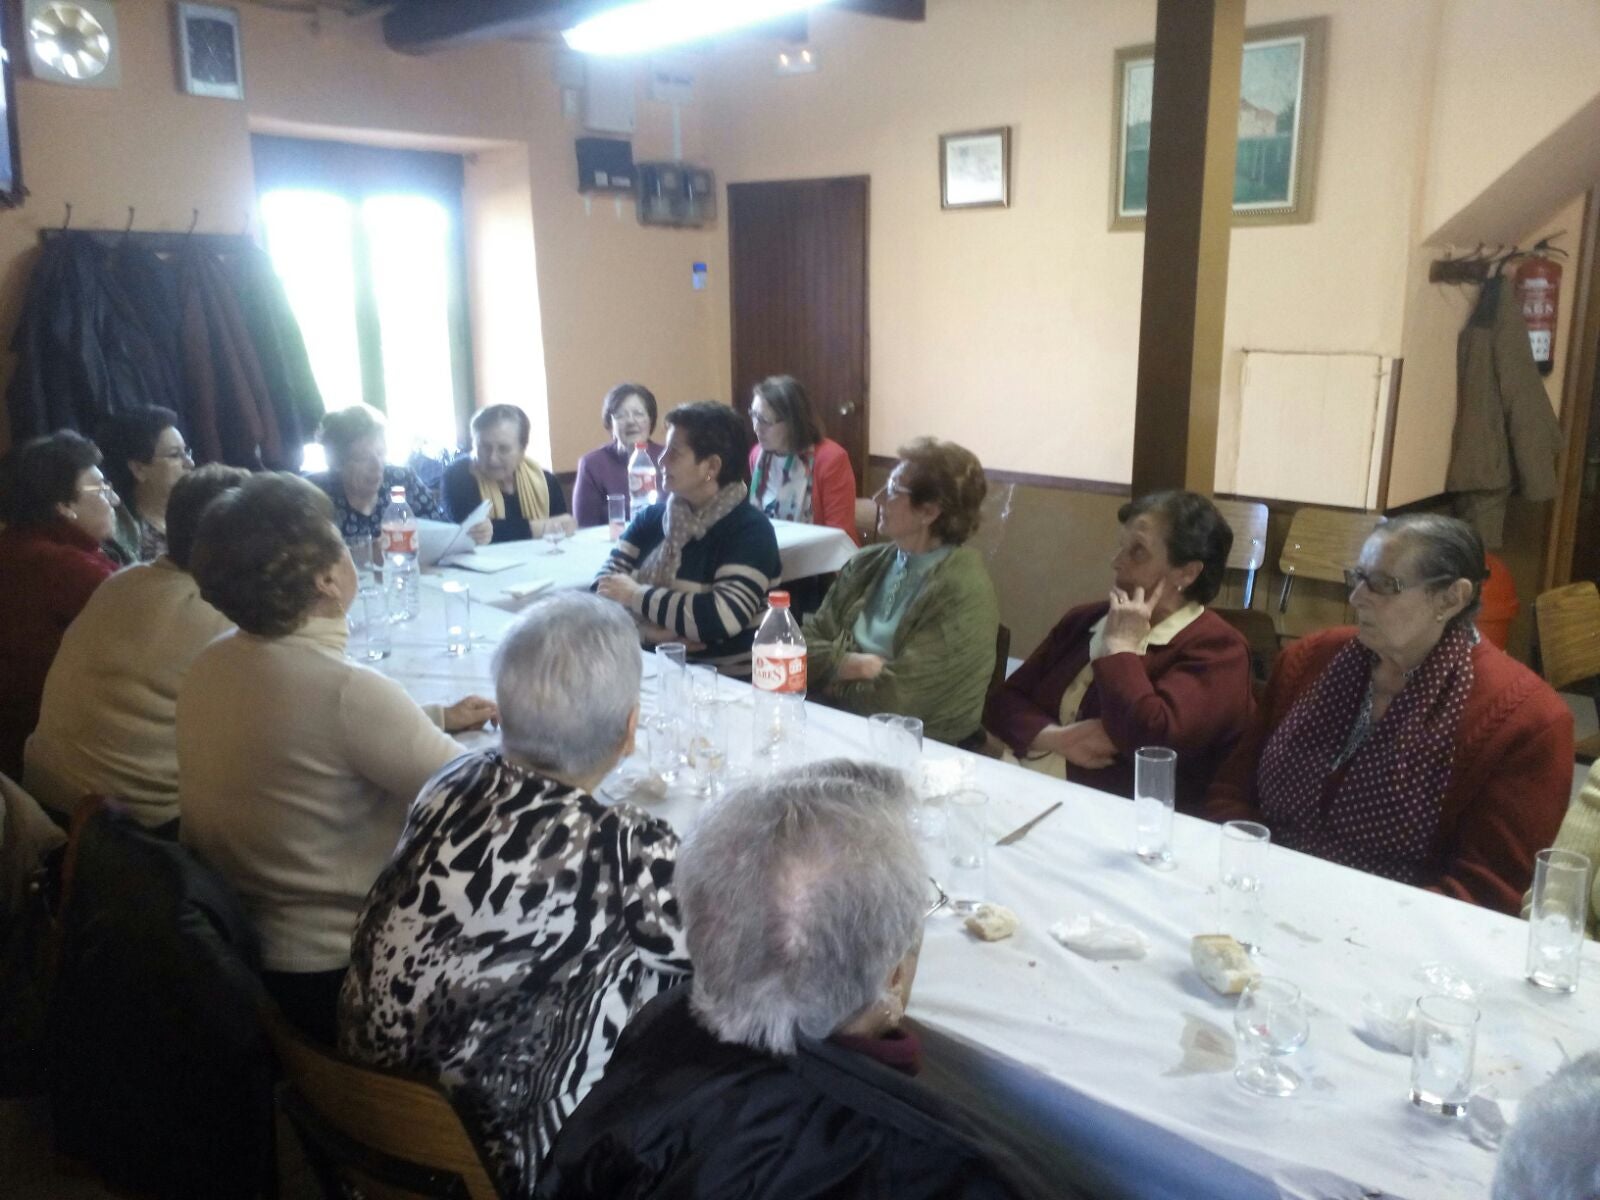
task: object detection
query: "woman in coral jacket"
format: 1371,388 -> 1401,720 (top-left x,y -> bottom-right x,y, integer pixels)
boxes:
1205,514 -> 1572,915
746,375 -> 860,547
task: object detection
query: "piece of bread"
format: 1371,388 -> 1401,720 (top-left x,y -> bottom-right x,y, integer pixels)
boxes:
964,903 -> 1019,942
1191,933 -> 1259,995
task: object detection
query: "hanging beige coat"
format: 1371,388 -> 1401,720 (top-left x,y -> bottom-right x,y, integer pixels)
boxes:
1446,276 -> 1562,549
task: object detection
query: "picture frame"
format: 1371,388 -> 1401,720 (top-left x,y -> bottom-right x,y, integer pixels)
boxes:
1110,16 -> 1325,230
174,3 -> 244,100
940,126 -> 1010,210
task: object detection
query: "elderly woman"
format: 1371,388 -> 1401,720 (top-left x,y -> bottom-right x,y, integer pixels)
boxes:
97,406 -> 192,564
0,432 -> 120,778
747,375 -> 860,545
803,439 -> 998,745
595,401 -> 781,677
985,490 -> 1253,812
25,465 -> 250,832
340,592 -> 690,1197
178,473 -> 497,1044
307,406 -> 480,544
536,761 -> 1074,1200
1206,514 -> 1571,914
572,382 -> 664,528
442,404 -> 573,543
1492,1052 -> 1600,1200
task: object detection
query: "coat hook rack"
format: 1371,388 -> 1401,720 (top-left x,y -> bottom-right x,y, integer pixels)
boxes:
61,202 -> 73,230
123,206 -> 136,235
186,208 -> 200,236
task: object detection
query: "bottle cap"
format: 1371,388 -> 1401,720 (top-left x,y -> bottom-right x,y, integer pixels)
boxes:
390,486 -> 406,500
635,440 -> 648,449
768,590 -> 791,608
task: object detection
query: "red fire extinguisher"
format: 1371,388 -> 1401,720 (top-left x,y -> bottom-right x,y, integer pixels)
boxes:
1513,236 -> 1566,376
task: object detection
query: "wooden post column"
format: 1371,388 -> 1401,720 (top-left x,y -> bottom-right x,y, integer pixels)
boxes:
1130,0 -> 1245,498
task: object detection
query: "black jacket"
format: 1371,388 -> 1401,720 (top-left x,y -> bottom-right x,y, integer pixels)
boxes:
442,453 -> 568,543
534,989 -> 1097,1200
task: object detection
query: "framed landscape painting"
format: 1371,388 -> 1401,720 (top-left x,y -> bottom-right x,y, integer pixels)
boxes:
1111,17 -> 1325,230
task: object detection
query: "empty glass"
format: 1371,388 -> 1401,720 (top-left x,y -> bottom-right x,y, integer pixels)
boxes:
346,585 -> 390,662
1219,820 -> 1270,952
543,523 -> 567,555
686,701 -> 730,798
1233,976 -> 1309,1097
607,495 -> 628,541
1409,994 -> 1479,1117
945,789 -> 989,911
442,581 -> 471,656
868,714 -> 923,779
1133,747 -> 1177,867
1526,847 -> 1591,993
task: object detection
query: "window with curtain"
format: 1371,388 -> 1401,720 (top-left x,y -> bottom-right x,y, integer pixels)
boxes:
252,135 -> 473,469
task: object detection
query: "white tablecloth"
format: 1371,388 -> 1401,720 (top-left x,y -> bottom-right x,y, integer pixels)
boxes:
426,519 -> 858,612
377,587 -> 1598,1200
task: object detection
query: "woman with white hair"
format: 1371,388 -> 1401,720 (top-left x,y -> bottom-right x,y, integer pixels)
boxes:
339,591 -> 690,1198
1493,1052 -> 1600,1200
537,760 -> 1077,1200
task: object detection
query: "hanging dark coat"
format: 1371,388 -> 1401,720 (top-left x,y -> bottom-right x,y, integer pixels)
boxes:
178,245 -> 284,468
225,245 -> 324,470
110,240 -> 191,429
5,233 -> 174,445
1445,275 -> 1563,548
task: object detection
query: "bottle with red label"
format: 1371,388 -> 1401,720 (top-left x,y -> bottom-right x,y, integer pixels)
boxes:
752,590 -> 806,764
380,485 -> 420,622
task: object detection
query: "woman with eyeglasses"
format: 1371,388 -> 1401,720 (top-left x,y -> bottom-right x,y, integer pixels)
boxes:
97,406 -> 193,564
747,375 -> 860,545
802,439 -> 998,746
0,431 -> 121,777
985,490 -> 1252,812
1206,513 -> 1571,914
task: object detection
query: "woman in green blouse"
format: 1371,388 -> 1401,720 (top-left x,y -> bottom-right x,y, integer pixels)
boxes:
804,438 -> 999,746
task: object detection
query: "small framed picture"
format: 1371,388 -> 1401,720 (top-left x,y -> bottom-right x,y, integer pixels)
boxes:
940,127 -> 1010,210
175,3 -> 243,100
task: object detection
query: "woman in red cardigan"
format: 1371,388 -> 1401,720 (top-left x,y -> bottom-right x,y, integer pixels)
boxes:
984,491 -> 1254,813
0,431 -> 120,777
747,375 -> 860,546
1205,514 -> 1571,915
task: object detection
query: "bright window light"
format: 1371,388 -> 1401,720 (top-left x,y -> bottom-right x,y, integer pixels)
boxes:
564,0 -> 838,57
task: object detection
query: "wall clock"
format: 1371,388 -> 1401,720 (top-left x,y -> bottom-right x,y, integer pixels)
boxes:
175,3 -> 243,100
23,0 -> 121,89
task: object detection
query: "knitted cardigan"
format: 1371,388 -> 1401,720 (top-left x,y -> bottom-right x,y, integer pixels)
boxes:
804,543 -> 999,746
1538,764 -> 1600,936
1205,627 -> 1573,915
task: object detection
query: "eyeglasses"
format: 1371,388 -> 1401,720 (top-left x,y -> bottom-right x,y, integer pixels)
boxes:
750,408 -> 780,429
153,447 -> 194,462
877,481 -> 911,503
1343,568 -> 1453,597
78,482 -> 118,500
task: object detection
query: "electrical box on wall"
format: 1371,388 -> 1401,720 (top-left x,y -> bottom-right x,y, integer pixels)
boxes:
575,137 -> 636,193
636,162 -> 716,228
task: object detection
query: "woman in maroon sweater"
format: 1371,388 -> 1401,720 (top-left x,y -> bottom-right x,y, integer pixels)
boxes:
0,431 -> 120,777
985,491 -> 1253,812
1205,514 -> 1571,915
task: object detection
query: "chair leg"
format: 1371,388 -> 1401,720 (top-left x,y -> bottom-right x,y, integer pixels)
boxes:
1243,569 -> 1256,610
1278,576 -> 1293,614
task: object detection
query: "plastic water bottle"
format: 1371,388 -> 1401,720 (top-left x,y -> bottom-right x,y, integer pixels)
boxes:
380,485 -> 420,623
628,441 -> 659,519
752,591 -> 806,766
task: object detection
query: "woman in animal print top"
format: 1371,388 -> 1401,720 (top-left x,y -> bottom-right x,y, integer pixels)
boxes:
339,592 -> 690,1195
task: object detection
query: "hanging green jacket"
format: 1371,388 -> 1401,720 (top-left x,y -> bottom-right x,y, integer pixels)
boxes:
804,542 -> 999,746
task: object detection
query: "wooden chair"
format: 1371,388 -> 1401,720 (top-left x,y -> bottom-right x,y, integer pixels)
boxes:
1212,498 -> 1269,608
854,496 -> 878,544
1213,607 -> 1280,697
264,1008 -> 503,1200
1277,507 -> 1383,634
1535,581 -> 1600,761
967,624 -> 1013,758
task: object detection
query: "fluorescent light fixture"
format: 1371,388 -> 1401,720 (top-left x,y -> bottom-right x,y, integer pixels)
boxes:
565,0 -> 839,57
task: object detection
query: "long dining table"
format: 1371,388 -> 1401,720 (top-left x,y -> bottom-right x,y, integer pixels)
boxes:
379,586 -> 1598,1200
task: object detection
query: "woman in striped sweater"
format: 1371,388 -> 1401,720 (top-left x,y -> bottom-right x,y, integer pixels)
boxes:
595,401 -> 781,678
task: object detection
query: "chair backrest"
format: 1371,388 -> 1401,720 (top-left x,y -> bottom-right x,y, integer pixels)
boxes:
854,496 -> 878,544
1278,507 -> 1382,585
264,1009 -> 503,1200
1535,581 -> 1600,692
1212,499 -> 1268,573
990,623 -> 1012,698
1213,606 -> 1280,693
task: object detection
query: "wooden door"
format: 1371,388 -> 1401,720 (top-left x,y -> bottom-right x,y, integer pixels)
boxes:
728,177 -> 869,483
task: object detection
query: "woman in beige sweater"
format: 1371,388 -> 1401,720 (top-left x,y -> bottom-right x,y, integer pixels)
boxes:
178,473 -> 496,1044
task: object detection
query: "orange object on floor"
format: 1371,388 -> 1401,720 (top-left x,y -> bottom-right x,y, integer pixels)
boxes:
1478,552 -> 1519,649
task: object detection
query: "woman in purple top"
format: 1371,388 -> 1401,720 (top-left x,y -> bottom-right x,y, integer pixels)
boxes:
572,384 -> 665,527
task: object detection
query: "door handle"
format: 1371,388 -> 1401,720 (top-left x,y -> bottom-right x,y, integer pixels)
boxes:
838,401 -> 857,416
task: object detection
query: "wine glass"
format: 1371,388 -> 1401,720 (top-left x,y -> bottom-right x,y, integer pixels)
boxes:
1233,977 -> 1309,1097
543,523 -> 567,555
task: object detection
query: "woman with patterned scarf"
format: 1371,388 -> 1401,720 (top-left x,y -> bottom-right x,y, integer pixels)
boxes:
1206,514 -> 1571,914
595,401 -> 781,678
442,404 -> 574,543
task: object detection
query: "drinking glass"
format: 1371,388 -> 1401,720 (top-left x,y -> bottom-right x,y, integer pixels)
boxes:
687,701 -> 730,798
687,664 -> 719,709
442,581 -> 471,656
646,712 -> 683,784
944,789 -> 989,911
1219,820 -> 1271,952
607,495 -> 628,541
1526,847 -> 1590,993
1232,977 -> 1309,1097
346,585 -> 390,662
1409,994 -> 1479,1116
543,523 -> 567,555
1133,746 -> 1177,867
868,713 -> 923,778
